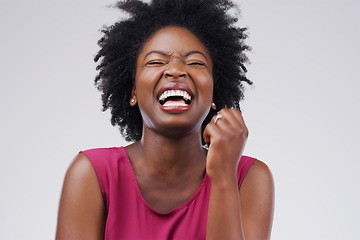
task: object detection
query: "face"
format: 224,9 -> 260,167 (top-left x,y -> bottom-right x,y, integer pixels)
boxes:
134,26 -> 213,138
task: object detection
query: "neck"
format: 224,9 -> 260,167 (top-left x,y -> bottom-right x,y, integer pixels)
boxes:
132,127 -> 207,177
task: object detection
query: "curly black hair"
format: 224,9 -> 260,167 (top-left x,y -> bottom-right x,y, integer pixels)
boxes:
94,0 -> 252,142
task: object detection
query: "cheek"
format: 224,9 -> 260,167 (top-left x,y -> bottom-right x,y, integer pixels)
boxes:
135,69 -> 163,101
196,73 -> 214,101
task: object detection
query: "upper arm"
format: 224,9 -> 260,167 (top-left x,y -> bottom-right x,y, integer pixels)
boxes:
56,153 -> 106,240
240,160 -> 275,240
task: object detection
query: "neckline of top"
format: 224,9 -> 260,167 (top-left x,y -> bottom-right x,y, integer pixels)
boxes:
119,146 -> 209,215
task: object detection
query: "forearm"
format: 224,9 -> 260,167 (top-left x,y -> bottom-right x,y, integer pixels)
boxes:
206,175 -> 244,240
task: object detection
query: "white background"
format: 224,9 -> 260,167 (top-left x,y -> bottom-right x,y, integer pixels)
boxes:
1,0 -> 359,239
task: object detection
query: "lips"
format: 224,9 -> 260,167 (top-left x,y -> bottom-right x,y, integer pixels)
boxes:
156,82 -> 194,112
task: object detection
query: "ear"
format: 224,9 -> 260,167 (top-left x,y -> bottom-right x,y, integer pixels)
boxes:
130,85 -> 137,106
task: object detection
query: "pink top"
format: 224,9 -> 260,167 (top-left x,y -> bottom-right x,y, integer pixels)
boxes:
81,147 -> 255,240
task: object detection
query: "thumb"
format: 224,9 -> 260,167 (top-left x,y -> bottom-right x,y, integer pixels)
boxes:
203,124 -> 212,144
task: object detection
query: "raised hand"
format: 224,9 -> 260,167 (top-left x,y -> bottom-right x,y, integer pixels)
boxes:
203,108 -> 248,181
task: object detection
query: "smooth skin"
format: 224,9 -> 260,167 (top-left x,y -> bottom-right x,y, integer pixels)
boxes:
56,27 -> 274,240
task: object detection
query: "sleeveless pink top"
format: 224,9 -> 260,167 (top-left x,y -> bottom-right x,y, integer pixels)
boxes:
81,147 -> 255,240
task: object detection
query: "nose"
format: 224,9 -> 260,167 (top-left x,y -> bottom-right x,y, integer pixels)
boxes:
164,60 -> 187,78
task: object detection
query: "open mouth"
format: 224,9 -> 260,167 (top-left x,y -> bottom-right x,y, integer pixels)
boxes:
158,90 -> 192,107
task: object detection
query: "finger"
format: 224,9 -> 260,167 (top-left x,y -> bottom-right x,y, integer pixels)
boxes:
216,109 -> 249,138
216,109 -> 245,130
203,116 -> 224,143
210,112 -> 235,134
229,108 -> 246,126
203,125 -> 211,144
228,109 -> 249,138
213,112 -> 229,126
217,109 -> 240,128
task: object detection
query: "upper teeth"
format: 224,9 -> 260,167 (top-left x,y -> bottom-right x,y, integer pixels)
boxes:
159,90 -> 192,102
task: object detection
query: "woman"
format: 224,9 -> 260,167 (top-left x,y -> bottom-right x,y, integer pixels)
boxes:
56,0 -> 274,239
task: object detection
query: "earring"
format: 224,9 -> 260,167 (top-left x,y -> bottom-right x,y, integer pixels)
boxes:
130,98 -> 137,106
211,103 -> 216,110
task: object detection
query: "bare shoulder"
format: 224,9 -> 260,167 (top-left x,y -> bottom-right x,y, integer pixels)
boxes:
241,159 -> 274,206
244,159 -> 274,191
240,159 -> 274,240
56,153 -> 106,240
65,153 -> 97,182
60,153 -> 102,199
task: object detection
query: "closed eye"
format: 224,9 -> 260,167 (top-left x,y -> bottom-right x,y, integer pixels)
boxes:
188,61 -> 206,66
146,60 -> 166,66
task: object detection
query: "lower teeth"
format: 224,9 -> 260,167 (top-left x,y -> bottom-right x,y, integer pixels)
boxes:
163,102 -> 188,107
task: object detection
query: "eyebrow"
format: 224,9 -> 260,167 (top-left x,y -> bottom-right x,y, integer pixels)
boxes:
185,51 -> 208,60
144,50 -> 208,60
144,50 -> 170,60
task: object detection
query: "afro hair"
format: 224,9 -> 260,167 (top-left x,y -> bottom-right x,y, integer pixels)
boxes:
94,0 -> 252,142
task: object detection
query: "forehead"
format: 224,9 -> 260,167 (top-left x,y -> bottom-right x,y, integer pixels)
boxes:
139,26 -> 210,57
